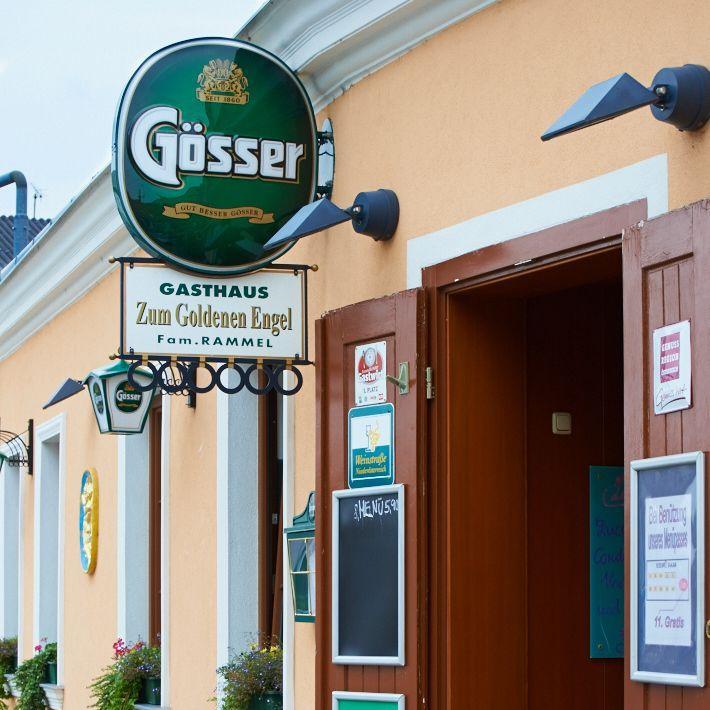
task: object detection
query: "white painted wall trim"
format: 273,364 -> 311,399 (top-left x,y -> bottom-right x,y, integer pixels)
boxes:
407,154 -> 669,288
216,379 -> 259,701
33,414 -> 66,683
117,431 -> 150,644
160,395 -> 171,706
281,373 -> 296,710
0,166 -> 134,362
240,0 -> 499,113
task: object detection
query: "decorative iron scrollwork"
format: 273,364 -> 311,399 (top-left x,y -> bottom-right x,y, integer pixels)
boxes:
126,360 -> 304,397
0,419 -> 33,475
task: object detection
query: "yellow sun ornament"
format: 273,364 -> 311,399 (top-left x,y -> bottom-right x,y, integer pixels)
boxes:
79,469 -> 99,574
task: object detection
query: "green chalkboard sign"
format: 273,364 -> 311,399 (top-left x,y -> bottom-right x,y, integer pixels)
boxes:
589,465 -> 624,659
333,692 -> 404,710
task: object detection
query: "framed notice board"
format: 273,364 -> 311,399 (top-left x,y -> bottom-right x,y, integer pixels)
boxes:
630,451 -> 705,686
332,691 -> 405,709
332,484 -> 405,665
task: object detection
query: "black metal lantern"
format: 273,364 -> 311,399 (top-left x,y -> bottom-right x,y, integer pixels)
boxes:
285,491 -> 316,622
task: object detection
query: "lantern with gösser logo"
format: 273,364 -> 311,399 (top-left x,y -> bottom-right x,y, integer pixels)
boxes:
285,491 -> 316,622
84,361 -> 155,435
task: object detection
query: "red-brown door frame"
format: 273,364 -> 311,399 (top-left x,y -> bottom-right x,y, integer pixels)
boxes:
422,200 -> 648,709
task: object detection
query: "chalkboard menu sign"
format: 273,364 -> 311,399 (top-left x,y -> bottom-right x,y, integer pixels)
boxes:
631,451 -> 705,687
332,484 -> 405,665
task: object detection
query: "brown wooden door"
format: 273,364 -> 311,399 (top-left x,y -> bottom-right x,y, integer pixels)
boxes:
623,199 -> 710,710
315,289 -> 427,709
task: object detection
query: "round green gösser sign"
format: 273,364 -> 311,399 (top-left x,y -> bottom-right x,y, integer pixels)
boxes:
114,380 -> 143,413
112,38 -> 317,275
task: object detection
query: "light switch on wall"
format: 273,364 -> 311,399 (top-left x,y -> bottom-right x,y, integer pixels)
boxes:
552,412 -> 572,435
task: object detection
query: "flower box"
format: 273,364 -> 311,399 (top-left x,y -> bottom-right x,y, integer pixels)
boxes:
46,660 -> 58,685
138,676 -> 161,705
4,672 -> 20,698
249,691 -> 283,709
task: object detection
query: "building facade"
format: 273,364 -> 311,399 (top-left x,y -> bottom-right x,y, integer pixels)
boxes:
1,1 -> 710,708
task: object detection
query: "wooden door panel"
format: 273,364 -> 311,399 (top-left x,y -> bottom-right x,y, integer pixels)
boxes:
623,200 -> 710,710
315,290 -> 426,709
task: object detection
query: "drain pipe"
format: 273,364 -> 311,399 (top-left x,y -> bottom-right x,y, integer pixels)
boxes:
0,171 -> 29,256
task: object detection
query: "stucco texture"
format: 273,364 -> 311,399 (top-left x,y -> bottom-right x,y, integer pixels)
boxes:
287,0 -> 710,705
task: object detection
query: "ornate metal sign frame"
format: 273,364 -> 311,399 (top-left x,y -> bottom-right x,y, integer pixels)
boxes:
116,256 -> 311,396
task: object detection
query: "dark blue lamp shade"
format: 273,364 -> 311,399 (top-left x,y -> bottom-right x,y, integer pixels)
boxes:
542,73 -> 659,141
264,198 -> 352,251
43,378 -> 85,409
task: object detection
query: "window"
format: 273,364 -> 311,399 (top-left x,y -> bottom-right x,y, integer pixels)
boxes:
149,401 -> 162,647
0,452 -> 20,638
259,389 -> 283,641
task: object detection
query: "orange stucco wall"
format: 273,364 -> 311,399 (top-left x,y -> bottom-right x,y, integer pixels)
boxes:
1,0 -> 710,709
286,0 -> 710,704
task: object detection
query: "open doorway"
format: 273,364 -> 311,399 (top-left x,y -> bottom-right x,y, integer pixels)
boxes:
447,247 -> 624,709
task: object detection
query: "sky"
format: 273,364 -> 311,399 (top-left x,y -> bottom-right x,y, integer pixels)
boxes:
0,0 -> 266,219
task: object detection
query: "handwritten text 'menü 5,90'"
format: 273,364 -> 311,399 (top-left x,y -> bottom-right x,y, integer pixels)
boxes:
353,496 -> 398,523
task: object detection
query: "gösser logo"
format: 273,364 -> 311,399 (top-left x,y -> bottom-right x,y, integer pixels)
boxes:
112,38 -> 317,276
114,380 -> 143,413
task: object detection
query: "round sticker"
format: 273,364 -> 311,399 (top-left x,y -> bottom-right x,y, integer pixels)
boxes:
358,347 -> 383,382
113,38 -> 317,275
114,380 -> 143,413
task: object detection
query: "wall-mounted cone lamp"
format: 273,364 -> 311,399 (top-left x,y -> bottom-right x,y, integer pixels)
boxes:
264,189 -> 400,251
542,64 -> 710,140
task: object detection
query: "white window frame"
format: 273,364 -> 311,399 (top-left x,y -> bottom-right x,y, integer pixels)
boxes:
33,413 -> 66,684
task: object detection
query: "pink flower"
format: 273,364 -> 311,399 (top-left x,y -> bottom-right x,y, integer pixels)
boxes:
34,644 -> 42,652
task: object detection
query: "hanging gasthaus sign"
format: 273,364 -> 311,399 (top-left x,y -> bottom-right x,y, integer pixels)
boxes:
121,261 -> 306,362
112,37 -> 317,276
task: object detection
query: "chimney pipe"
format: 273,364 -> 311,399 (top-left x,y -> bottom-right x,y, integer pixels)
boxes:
0,171 -> 29,257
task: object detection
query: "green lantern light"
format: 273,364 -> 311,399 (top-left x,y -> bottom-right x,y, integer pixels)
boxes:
83,361 -> 156,435
285,491 -> 316,623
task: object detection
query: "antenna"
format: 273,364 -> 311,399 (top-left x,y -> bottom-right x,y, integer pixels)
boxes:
30,183 -> 43,218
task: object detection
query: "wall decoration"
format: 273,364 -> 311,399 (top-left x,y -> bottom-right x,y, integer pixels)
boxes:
653,320 -> 691,415
79,468 -> 99,574
589,465 -> 624,658
630,451 -> 705,686
348,404 -> 394,489
112,38 -> 317,276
